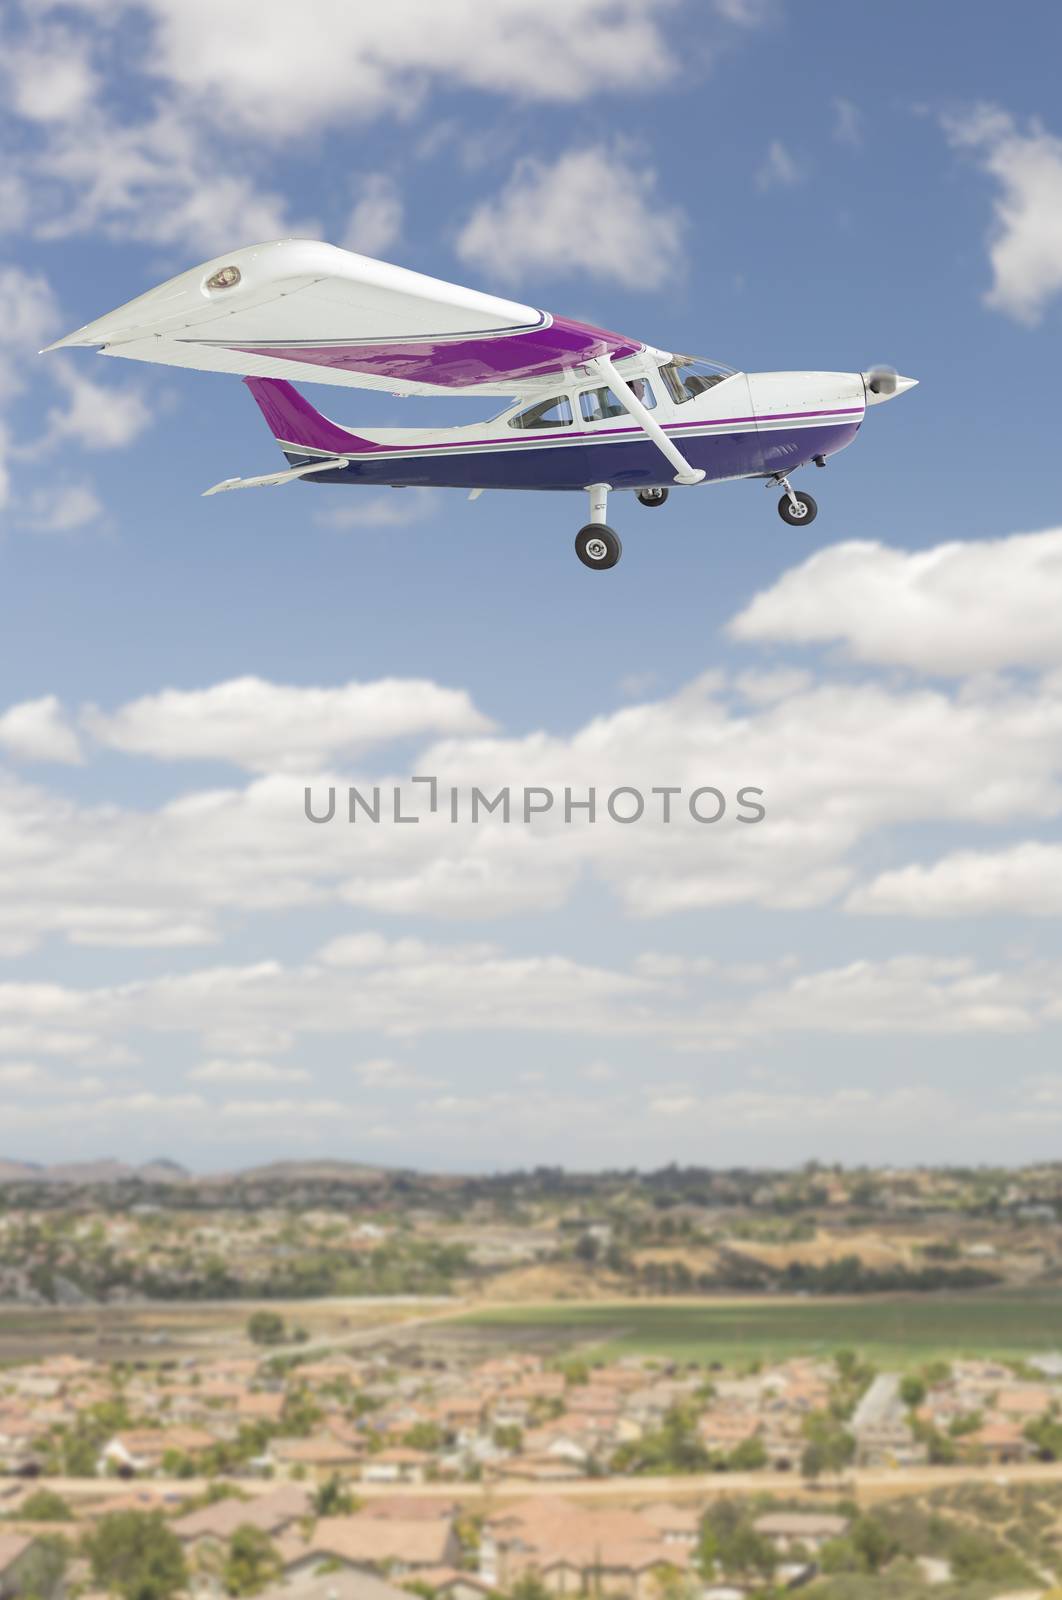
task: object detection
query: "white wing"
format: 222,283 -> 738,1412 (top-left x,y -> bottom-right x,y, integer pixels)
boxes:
45,239 -> 644,398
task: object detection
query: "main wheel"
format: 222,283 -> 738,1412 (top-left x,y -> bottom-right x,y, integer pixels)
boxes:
777,490 -> 817,526
637,488 -> 669,508
575,524 -> 622,569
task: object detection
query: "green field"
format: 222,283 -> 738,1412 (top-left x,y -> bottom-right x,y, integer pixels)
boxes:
452,1295 -> 1062,1369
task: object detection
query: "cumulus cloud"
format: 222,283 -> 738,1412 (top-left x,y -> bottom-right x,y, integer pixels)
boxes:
188,1058 -> 311,1085
1,24 -> 99,122
315,489 -> 437,531
0,696 -> 82,764
84,675 -> 495,772
848,842 -> 1062,918
729,530 -> 1062,674
21,482 -> 104,534
0,265 -> 60,399
343,175 -> 403,259
944,104 -> 1062,323
756,139 -> 804,190
456,145 -> 686,290
38,362 -> 154,453
42,0 -> 685,138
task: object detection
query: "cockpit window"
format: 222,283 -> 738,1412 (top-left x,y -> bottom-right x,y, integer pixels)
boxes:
658,356 -> 735,405
578,380 -> 657,423
508,395 -> 573,429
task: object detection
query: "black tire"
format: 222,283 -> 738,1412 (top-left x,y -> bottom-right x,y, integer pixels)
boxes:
575,524 -> 622,569
778,490 -> 817,526
637,488 -> 669,508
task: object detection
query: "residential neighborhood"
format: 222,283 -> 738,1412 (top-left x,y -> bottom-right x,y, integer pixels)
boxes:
3,1329 -> 1062,1599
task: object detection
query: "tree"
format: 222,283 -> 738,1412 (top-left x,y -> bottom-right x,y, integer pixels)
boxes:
246,1311 -> 286,1346
800,1411 -> 855,1481
312,1475 -> 358,1517
19,1490 -> 72,1522
85,1511 -> 188,1600
511,1576 -> 550,1600
222,1526 -> 281,1597
726,1434 -> 767,1471
899,1374 -> 926,1409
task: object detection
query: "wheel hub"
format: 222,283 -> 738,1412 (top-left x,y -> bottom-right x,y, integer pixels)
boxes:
585,537 -> 608,560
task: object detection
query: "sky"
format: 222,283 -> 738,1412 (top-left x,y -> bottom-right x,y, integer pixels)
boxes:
2,0 -> 1062,1173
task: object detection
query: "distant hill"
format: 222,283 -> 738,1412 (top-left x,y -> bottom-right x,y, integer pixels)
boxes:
0,1157 -> 193,1185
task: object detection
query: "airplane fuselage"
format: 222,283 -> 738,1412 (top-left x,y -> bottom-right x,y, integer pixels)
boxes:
271,369 -> 869,493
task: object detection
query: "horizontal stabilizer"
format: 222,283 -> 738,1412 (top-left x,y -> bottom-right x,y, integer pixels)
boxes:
202,458 -> 348,496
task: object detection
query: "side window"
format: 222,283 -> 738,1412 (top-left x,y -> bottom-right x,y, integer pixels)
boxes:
579,386 -> 627,423
508,395 -> 572,429
626,378 -> 657,410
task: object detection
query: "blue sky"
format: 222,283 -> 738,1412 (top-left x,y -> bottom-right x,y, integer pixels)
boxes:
2,0 -> 1062,1171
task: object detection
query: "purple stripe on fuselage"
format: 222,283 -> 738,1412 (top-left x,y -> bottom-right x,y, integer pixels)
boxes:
286,420 -> 863,493
228,314 -> 640,389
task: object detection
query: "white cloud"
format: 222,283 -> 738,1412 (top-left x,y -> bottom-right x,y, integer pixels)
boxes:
0,696 -> 82,764
343,175 -> 403,259
39,362 -> 154,452
84,674 -> 494,772
0,265 -> 60,400
353,1056 -> 435,1090
944,104 -> 1062,323
21,482 -> 103,533
0,176 -> 30,233
1,24 -> 99,122
729,530 -> 1062,674
52,0 -> 684,138
188,1058 -> 311,1085
456,145 -> 686,290
849,842 -> 1062,918
28,105 -> 311,253
24,483 -> 102,535
315,489 -> 437,531
756,139 -> 804,190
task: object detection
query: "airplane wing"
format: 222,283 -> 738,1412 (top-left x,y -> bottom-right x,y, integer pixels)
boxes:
44,239 -> 647,398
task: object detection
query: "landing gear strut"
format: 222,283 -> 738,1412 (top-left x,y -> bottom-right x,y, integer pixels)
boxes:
771,473 -> 817,527
637,487 -> 669,508
575,482 -> 622,569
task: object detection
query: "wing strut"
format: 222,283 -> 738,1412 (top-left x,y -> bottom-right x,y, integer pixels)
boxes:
202,457 -> 350,497
588,355 -> 706,485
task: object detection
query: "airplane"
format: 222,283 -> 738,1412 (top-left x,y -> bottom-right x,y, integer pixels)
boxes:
45,238 -> 917,570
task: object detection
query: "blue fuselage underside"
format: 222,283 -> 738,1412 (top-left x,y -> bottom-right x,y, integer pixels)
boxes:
285,421 -> 862,492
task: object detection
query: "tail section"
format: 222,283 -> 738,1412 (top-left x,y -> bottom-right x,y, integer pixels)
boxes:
243,377 -> 384,456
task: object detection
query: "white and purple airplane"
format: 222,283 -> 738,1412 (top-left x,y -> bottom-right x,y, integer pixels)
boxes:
47,239 -> 917,570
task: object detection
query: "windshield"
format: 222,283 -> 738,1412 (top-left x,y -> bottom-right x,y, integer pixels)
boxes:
658,355 -> 737,405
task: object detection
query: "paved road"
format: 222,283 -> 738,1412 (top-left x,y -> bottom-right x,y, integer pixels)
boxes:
19,1458 -> 1062,1509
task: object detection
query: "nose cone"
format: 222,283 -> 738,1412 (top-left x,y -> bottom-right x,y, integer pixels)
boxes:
862,370 -> 919,405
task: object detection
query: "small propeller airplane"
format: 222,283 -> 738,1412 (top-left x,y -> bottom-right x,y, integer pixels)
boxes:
45,238 -> 917,570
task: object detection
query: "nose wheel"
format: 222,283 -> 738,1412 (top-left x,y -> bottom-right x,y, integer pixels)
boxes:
576,525 -> 622,569
777,490 -> 817,525
771,474 -> 817,526
637,487 -> 669,508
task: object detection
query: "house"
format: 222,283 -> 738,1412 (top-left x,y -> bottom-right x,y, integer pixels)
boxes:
98,1427 -> 215,1476
286,1515 -> 460,1576
480,1498 -> 688,1597
640,1504 -> 701,1550
270,1434 -> 365,1483
358,1448 -> 431,1486
958,1419 -> 1032,1465
171,1484 -> 311,1556
0,1536 -> 42,1600
256,1566 -> 410,1600
752,1512 -> 848,1553
404,1570 -> 492,1600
